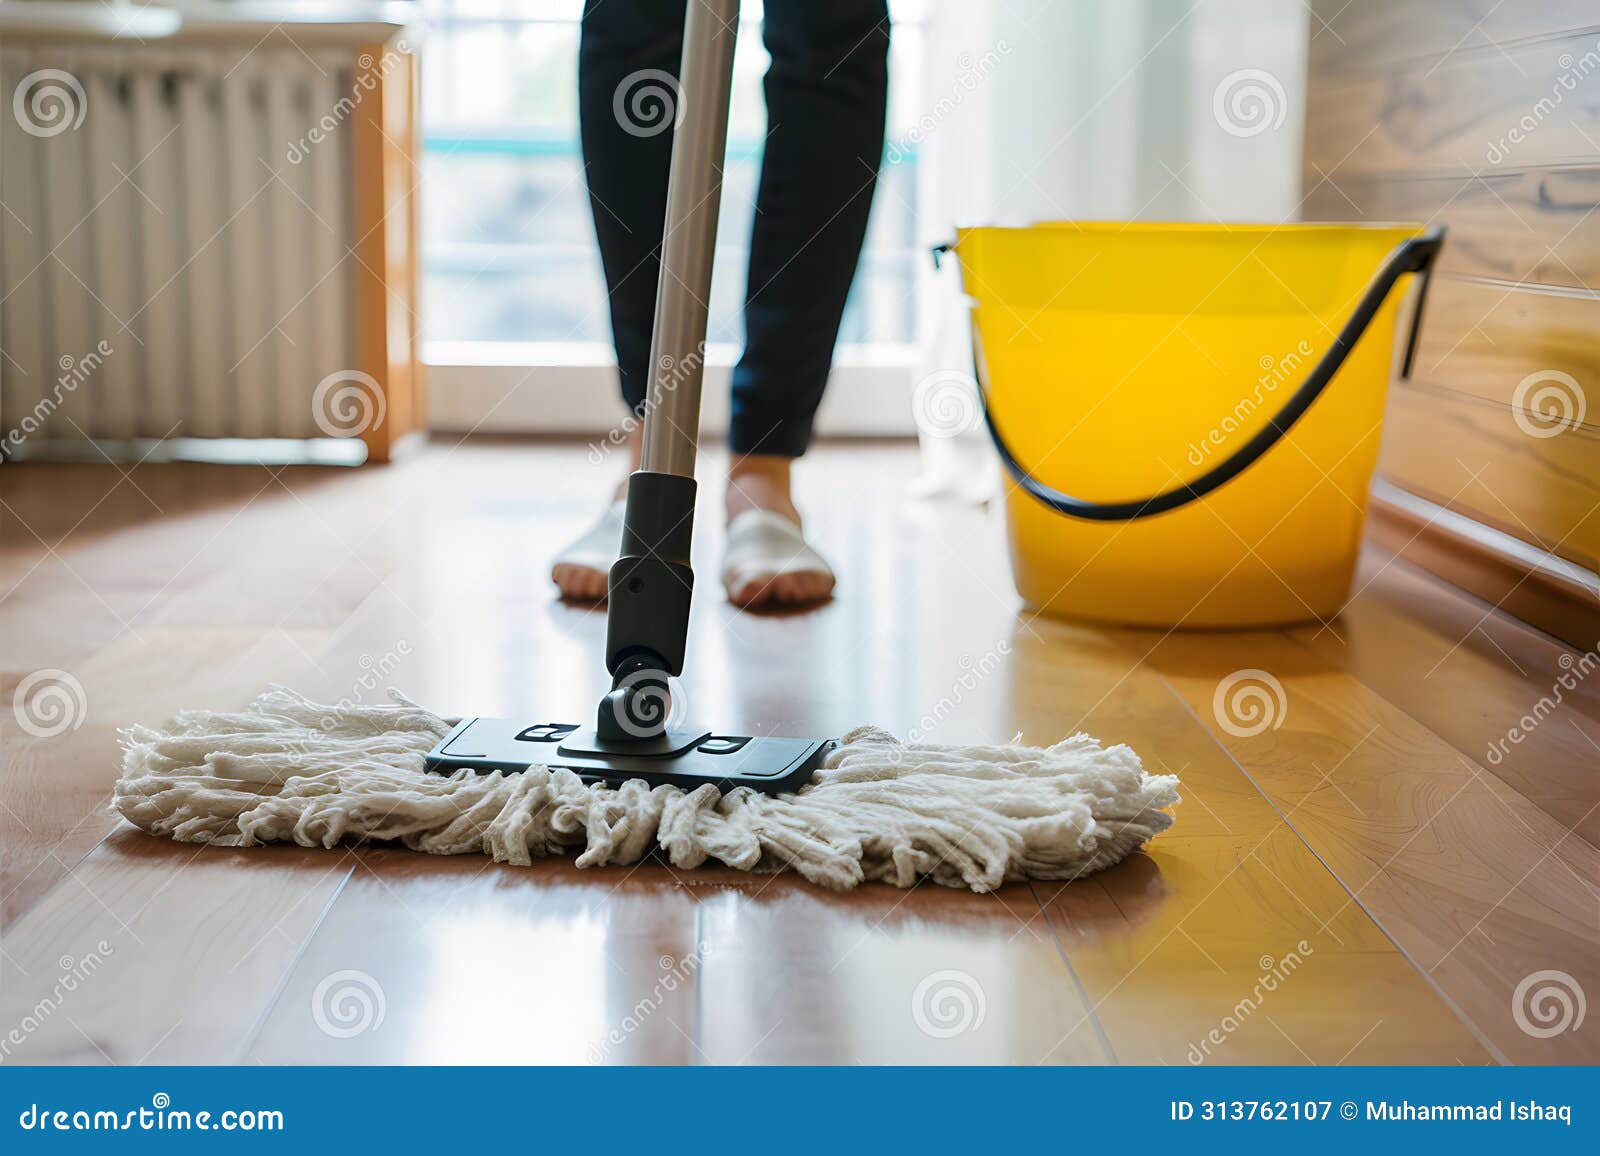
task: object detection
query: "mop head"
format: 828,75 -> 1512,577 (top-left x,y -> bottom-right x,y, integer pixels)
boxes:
113,688 -> 1179,893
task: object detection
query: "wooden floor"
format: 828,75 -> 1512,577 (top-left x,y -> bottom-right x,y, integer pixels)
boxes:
1,442 -> 1595,1065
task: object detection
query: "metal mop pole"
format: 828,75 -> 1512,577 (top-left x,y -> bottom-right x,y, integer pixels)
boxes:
597,0 -> 741,741
640,0 -> 740,479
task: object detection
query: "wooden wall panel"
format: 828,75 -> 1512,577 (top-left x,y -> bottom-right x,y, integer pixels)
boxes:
1380,386 -> 1600,570
1306,27 -> 1600,176
1407,280 -> 1600,413
1305,0 -> 1600,640
1303,167 -> 1600,289
1308,1 -> 1600,76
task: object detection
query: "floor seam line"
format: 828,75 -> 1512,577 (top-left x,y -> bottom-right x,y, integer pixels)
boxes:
231,860 -> 359,1062
1138,635 -> 1510,1067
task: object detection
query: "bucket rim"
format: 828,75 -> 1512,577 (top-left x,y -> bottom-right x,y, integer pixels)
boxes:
956,220 -> 1428,237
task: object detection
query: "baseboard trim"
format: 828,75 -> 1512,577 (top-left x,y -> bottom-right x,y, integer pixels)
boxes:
1368,479 -> 1600,649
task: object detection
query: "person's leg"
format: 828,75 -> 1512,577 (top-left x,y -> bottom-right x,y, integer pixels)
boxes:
555,0 -> 688,600
723,0 -> 889,607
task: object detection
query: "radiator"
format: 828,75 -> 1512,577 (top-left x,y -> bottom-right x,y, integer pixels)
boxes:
1,43 -> 360,449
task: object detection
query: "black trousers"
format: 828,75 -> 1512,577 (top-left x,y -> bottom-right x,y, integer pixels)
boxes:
579,0 -> 890,458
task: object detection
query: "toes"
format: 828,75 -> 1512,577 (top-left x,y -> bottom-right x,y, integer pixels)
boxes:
553,564 -> 608,602
729,575 -> 771,608
728,571 -> 831,608
726,569 -> 835,609
743,580 -> 772,609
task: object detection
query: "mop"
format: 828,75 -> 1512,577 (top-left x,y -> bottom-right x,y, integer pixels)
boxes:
114,689 -> 1177,893
112,0 -> 1180,891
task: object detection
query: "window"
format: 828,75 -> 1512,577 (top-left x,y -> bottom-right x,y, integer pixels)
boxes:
420,0 -> 927,368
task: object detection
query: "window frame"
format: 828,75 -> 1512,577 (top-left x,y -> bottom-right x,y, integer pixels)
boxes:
418,0 -> 929,437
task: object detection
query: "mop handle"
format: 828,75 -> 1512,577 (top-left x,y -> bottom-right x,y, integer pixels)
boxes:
639,0 -> 741,480
950,227 -> 1446,522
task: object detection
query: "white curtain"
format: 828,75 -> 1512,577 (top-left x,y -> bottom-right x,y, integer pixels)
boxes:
910,0 -> 1309,498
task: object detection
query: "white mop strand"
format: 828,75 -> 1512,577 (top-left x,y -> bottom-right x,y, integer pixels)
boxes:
113,688 -> 1180,892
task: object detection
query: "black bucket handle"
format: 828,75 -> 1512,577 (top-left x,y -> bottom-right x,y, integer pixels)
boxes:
933,226 -> 1445,522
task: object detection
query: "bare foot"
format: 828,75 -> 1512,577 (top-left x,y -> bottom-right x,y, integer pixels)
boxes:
550,427 -> 640,601
723,454 -> 836,609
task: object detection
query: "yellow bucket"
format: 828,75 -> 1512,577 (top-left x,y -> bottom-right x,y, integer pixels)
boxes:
947,222 -> 1442,628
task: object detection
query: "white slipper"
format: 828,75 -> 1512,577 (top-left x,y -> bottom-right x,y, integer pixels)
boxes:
550,499 -> 625,599
721,508 -> 836,607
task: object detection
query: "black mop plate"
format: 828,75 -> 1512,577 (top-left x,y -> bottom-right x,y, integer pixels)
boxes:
424,717 -> 833,795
